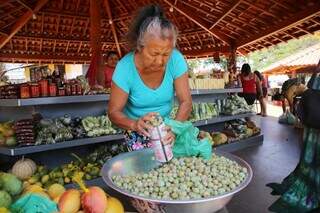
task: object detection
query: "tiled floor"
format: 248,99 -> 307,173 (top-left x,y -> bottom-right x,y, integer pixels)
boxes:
226,116 -> 302,213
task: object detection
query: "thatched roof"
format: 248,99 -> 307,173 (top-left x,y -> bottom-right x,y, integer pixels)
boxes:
0,0 -> 319,63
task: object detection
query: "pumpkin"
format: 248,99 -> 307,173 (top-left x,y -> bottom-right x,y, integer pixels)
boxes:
12,157 -> 37,180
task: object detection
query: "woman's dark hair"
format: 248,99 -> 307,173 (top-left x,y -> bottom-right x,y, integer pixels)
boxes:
254,70 -> 263,81
241,63 -> 252,76
127,4 -> 178,50
106,51 -> 118,59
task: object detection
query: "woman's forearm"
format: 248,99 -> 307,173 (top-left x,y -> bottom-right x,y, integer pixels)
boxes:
175,100 -> 192,121
108,111 -> 136,131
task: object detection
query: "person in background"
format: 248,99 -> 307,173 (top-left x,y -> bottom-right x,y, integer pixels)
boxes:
280,77 -> 306,114
104,51 -> 119,88
254,70 -> 267,116
238,64 -> 263,107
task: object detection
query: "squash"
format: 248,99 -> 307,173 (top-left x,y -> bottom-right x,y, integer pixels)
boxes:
12,157 -> 37,180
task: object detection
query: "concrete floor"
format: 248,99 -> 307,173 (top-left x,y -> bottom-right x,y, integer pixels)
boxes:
226,116 -> 302,213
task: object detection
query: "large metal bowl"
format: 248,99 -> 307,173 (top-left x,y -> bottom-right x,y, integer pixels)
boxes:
101,149 -> 253,213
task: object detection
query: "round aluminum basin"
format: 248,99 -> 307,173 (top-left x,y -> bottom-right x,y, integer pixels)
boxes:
102,149 -> 252,213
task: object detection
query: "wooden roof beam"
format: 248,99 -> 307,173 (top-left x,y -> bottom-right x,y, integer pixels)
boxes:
163,0 -> 233,45
103,0 -> 122,57
295,26 -> 313,35
0,0 -> 48,49
182,46 -> 232,57
209,0 -> 242,30
12,34 -> 122,44
0,53 -> 91,62
16,0 -> 33,11
236,3 -> 320,48
242,0 -> 276,18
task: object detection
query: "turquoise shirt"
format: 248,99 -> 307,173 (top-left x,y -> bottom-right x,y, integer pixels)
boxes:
112,48 -> 188,120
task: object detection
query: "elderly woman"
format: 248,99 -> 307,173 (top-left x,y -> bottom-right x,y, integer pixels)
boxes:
108,5 -> 192,152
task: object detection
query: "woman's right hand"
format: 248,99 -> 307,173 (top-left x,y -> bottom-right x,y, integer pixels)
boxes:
133,112 -> 158,137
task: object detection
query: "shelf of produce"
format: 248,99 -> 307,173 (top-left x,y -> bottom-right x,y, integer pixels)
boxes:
191,88 -> 242,95
193,112 -> 255,126
0,94 -> 109,106
215,134 -> 264,153
0,89 -> 242,107
0,134 -> 124,156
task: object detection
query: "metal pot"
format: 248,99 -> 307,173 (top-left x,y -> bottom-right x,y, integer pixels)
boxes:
101,149 -> 252,213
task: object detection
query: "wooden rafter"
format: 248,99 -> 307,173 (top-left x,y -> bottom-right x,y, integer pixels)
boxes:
41,13 -> 44,33
103,0 -> 122,56
65,41 -> 70,53
75,0 -> 81,13
209,0 -> 242,30
17,0 -> 32,11
242,0 -> 275,18
70,17 -> 75,34
40,38 -> 43,51
56,15 -> 60,34
236,3 -> 320,48
163,0 -> 232,45
0,52 -> 90,62
295,26 -> 312,35
183,46 -> 231,57
0,0 -> 48,49
77,41 -> 82,53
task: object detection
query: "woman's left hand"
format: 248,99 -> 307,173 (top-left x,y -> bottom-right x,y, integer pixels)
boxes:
162,126 -> 175,145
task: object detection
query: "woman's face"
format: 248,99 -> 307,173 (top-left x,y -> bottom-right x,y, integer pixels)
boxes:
107,54 -> 119,68
139,37 -> 173,73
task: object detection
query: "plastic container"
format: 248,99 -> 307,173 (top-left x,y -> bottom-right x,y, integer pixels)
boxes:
150,122 -> 173,163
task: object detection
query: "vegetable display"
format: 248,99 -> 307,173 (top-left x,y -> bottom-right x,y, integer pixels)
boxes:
222,95 -> 252,115
81,115 -> 118,137
112,155 -> 248,200
171,103 -> 219,122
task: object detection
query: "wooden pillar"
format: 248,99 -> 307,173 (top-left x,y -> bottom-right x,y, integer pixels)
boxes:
227,45 -> 237,86
227,46 -> 237,74
90,0 -> 103,86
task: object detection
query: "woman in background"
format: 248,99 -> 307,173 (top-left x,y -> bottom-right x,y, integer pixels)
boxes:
254,70 -> 267,116
104,51 -> 119,88
238,64 -> 263,106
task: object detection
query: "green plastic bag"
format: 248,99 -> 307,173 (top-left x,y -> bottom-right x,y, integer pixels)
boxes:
10,194 -> 58,213
164,118 -> 212,160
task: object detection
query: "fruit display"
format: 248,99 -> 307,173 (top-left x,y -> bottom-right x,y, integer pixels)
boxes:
112,154 -> 248,200
14,119 -> 35,146
0,172 -> 23,208
81,115 -> 118,137
221,95 -> 252,115
171,103 -> 219,122
222,119 -> 261,142
11,157 -> 37,180
0,121 -> 16,147
56,173 -> 124,213
25,157 -> 101,187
